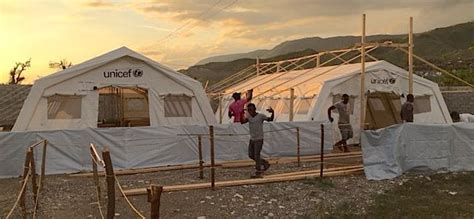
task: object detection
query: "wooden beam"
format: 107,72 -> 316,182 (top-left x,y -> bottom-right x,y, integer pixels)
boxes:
40,140 -> 47,189
123,167 -> 364,196
360,14 -> 367,132
71,152 -> 363,177
289,88 -> 295,122
264,165 -> 363,178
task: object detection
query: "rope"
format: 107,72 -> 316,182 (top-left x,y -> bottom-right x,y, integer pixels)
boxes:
6,169 -> 31,219
114,175 -> 146,219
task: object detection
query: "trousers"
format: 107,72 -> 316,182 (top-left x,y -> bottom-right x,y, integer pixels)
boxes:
248,139 -> 268,172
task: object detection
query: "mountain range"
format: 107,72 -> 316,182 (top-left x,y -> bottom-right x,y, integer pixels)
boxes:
180,21 -> 474,87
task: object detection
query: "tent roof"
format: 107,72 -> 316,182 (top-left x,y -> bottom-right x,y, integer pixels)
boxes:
224,60 -> 437,98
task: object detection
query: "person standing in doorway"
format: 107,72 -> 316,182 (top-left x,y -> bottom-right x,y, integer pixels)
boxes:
228,89 -> 253,123
328,94 -> 352,153
240,103 -> 274,178
401,94 -> 414,123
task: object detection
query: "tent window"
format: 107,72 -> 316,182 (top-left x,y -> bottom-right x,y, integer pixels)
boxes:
47,95 -> 82,119
297,98 -> 312,115
414,95 -> 431,114
368,98 -> 385,111
164,95 -> 192,117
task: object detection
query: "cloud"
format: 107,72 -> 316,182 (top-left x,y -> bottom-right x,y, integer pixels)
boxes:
83,0 -> 116,8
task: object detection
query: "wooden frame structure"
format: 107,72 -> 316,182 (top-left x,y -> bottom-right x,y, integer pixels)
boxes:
207,14 -> 474,130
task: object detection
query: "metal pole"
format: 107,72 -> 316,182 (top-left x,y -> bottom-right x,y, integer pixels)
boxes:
408,16 -> 414,94
320,124 -> 324,178
296,127 -> 301,167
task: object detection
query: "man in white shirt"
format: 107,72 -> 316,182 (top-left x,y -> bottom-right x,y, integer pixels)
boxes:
327,94 -> 352,153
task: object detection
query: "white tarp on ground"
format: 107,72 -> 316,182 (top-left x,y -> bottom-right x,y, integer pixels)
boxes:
362,123 -> 474,180
0,121 -> 332,178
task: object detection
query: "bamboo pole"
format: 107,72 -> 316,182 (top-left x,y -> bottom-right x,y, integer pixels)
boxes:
91,147 -> 101,200
29,149 -> 38,204
198,135 -> 204,179
320,124 -> 324,178
408,16 -> 414,94
396,47 -> 474,88
360,14 -> 367,131
123,167 -> 364,196
256,57 -> 260,76
296,127 -> 301,167
40,140 -> 47,189
316,55 -> 320,67
102,149 -> 115,219
20,151 -> 31,218
209,126 -> 215,190
20,150 -> 32,219
147,184 -> 163,219
289,88 -> 295,122
219,94 -> 223,124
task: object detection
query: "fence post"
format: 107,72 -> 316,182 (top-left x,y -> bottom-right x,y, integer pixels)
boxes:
148,184 -> 163,219
29,148 -> 38,205
40,140 -> 48,189
296,127 -> 301,167
198,135 -> 204,179
209,126 -> 215,190
102,149 -> 115,219
320,124 -> 324,178
20,149 -> 32,219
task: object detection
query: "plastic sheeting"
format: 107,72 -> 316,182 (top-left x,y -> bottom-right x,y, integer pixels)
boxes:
362,123 -> 474,180
0,121 -> 333,178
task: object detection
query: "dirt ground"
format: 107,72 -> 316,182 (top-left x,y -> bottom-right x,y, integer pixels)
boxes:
1,149 -> 473,218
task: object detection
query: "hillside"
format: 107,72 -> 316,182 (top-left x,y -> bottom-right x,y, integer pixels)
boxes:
181,21 -> 474,87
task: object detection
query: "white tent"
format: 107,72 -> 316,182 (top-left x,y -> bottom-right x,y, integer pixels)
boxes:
13,47 -> 216,131
218,60 -> 452,142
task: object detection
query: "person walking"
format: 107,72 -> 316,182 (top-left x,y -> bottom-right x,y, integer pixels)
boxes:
240,103 -> 274,178
328,94 -> 352,153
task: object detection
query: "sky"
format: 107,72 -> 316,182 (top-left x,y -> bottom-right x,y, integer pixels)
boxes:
1,0 -> 473,84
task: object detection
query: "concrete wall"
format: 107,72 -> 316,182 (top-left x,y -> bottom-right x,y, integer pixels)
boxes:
441,87 -> 474,114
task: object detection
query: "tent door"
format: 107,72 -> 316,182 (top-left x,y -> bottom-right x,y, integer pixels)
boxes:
97,86 -> 150,128
365,92 -> 401,130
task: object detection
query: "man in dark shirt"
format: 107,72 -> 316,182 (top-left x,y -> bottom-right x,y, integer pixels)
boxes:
401,94 -> 414,123
240,103 -> 274,178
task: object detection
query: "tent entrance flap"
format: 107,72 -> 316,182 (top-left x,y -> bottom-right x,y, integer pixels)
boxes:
365,92 -> 401,130
98,86 -> 150,128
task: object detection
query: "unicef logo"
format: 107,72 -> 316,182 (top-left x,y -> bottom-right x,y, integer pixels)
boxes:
389,78 -> 396,84
133,69 -> 143,77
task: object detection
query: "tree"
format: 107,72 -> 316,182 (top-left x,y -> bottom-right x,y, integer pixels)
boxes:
49,59 -> 72,70
8,58 -> 31,84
